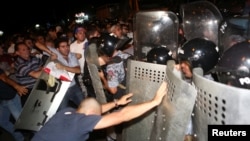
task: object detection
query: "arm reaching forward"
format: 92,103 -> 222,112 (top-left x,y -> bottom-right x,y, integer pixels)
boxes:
101,93 -> 133,113
94,81 -> 168,129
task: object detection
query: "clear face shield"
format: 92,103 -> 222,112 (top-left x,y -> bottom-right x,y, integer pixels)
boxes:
218,17 -> 250,55
180,1 -> 223,46
133,11 -> 179,61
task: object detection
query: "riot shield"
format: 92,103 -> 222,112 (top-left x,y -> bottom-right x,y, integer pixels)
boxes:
149,60 -> 197,141
192,67 -> 250,141
180,1 -> 223,45
85,42 -> 107,104
15,59 -> 74,131
133,10 -> 179,61
218,16 -> 250,55
122,60 -> 167,141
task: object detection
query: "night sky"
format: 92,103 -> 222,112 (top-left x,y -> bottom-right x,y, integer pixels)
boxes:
0,0 -> 245,36
0,0 -> 121,35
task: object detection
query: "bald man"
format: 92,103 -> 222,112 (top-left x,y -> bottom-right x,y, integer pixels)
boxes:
31,81 -> 167,141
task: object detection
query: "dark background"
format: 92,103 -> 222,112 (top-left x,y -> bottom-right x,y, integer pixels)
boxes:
0,0 -> 121,34
0,0 -> 246,36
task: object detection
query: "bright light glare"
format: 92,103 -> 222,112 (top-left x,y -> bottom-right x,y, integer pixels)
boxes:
35,24 -> 40,28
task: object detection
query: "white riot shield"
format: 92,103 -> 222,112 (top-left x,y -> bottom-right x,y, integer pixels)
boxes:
133,10 -> 179,61
192,68 -> 250,141
149,60 -> 197,141
85,43 -> 107,104
180,1 -> 223,45
122,60 -> 166,141
15,60 -> 74,131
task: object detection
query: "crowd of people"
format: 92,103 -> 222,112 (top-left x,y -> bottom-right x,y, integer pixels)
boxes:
0,17 -> 168,141
1,0 -> 250,141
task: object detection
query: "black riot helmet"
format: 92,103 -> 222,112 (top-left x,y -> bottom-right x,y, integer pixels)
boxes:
96,33 -> 119,57
178,38 -> 220,73
213,41 -> 250,89
91,33 -> 132,57
146,46 -> 173,65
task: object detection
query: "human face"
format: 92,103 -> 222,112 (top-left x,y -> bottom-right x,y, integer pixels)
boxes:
75,27 -> 86,42
122,26 -> 129,36
180,61 -> 192,79
16,44 -> 30,60
24,39 -> 34,49
113,25 -> 122,38
57,42 -> 70,57
92,31 -> 100,38
48,30 -> 57,40
37,35 -> 46,45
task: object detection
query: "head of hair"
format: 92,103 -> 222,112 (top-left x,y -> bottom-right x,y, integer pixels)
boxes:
12,34 -> 24,44
54,37 -> 69,48
47,25 -> 56,32
86,25 -> 100,40
14,42 -> 26,52
73,24 -> 86,34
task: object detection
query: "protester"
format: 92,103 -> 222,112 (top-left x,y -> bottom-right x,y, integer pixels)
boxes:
53,37 -> 85,110
0,68 -> 28,141
14,42 -> 44,106
31,81 -> 167,141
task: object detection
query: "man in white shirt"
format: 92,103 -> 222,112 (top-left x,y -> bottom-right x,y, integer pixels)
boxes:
70,25 -> 88,96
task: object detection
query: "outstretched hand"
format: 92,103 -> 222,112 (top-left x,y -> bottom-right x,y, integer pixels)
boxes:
153,81 -> 168,105
117,93 -> 133,106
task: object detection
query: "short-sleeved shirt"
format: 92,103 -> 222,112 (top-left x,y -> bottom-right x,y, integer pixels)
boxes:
15,56 -> 43,89
31,108 -> 101,141
0,69 -> 16,99
70,39 -> 88,73
106,50 -> 131,88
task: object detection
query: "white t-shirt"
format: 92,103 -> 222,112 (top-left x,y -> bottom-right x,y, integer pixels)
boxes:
70,39 -> 88,73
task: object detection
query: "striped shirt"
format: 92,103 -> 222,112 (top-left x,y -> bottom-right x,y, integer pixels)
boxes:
15,56 -> 43,89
